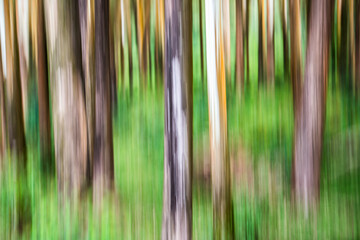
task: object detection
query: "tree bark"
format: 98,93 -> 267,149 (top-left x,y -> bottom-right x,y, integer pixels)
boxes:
94,0 -> 115,208
280,0 -> 289,80
266,0 -> 275,84
289,0 -> 302,119
258,0 -> 266,84
161,0 -> 193,238
293,0 -> 332,215
44,0 -> 88,198
236,0 -> 244,92
205,0 -> 234,238
4,0 -> 27,164
37,0 -> 53,174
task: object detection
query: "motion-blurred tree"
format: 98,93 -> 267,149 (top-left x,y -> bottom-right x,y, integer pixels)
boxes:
236,0 -> 244,93
161,0 -> 193,238
205,0 -> 234,238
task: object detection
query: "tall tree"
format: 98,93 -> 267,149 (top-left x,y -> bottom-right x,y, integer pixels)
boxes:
293,0 -> 332,214
44,0 -> 88,198
266,0 -> 275,84
199,0 -> 205,86
37,0 -> 53,173
289,0 -> 302,119
223,0 -> 231,80
0,43 -> 6,160
155,0 -> 165,85
280,0 -> 289,80
79,0 -> 95,182
94,0 -> 115,208
244,0 -> 250,83
356,0 -> 360,90
205,0 -> 234,238
236,0 -> 244,92
258,0 -> 266,84
161,0 -> 193,238
4,0 -> 27,163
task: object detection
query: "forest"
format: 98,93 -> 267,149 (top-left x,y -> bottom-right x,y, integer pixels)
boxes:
0,0 -> 359,239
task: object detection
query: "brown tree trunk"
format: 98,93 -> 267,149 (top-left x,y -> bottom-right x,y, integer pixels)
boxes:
223,0 -> 231,81
349,0 -> 355,86
293,0 -> 332,215
155,0 -> 165,86
205,0 -> 234,238
236,0 -> 244,92
44,0 -> 88,198
109,5 -> 118,111
244,0 -> 250,83
124,0 -> 134,97
266,0 -> 275,84
94,0 -> 115,208
280,0 -> 289,80
37,0 -> 53,174
258,0 -> 266,84
4,0 -> 27,164
161,0 -> 193,238
0,44 -> 6,160
289,0 -> 302,119
114,0 -> 124,94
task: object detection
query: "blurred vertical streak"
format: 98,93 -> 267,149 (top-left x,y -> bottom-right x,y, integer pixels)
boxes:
244,0 -> 250,83
94,0 -> 114,209
205,0 -> 234,238
258,0 -> 266,84
0,42 -> 6,161
266,0 -> 275,84
199,0 -> 205,87
4,0 -> 27,164
37,0 -> 53,174
280,0 -> 289,80
155,0 -> 164,86
44,0 -> 88,199
356,0 -> 360,91
235,0 -> 244,93
222,0 -> 231,81
161,0 -> 193,238
293,0 -> 333,215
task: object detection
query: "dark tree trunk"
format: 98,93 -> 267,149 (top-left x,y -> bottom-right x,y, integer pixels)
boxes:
162,0 -> 193,238
293,0 -> 332,215
267,0 -> 275,84
205,0 -> 234,238
0,43 -> 6,160
337,0 -> 349,88
37,0 -> 53,174
280,0 -> 289,80
289,0 -> 302,119
94,0 -> 115,208
236,0 -> 244,92
258,0 -> 266,84
4,0 -> 27,165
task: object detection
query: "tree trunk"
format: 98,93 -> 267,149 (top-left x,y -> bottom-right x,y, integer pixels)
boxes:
94,0 -> 115,208
337,0 -> 349,88
155,0 -> 165,85
280,0 -> 289,80
349,0 -> 355,86
258,0 -> 266,84
161,0 -> 193,238
4,0 -> 27,164
289,0 -> 302,119
236,0 -> 244,92
124,0 -> 134,97
244,0 -> 250,83
266,0 -> 275,84
223,0 -> 231,80
205,0 -> 234,238
293,0 -> 332,215
44,0 -> 88,198
109,5 -> 118,111
0,43 -> 6,160
37,0 -> 53,174
199,0 -> 205,86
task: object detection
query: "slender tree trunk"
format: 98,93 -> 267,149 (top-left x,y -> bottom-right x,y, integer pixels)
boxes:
94,0 -> 115,208
293,0 -> 332,215
258,0 -> 266,84
280,0 -> 289,80
114,0 -> 125,95
289,0 -> 302,119
0,44 -> 6,160
155,0 -> 165,86
236,0 -> 244,92
162,0 -> 193,238
44,0 -> 88,198
337,0 -> 349,87
124,0 -> 134,97
205,0 -> 234,238
244,0 -> 250,84
267,0 -> 275,84
4,0 -> 27,164
109,6 -> 118,111
349,0 -> 355,86
199,0 -> 205,87
223,0 -> 231,81
37,0 -> 53,174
